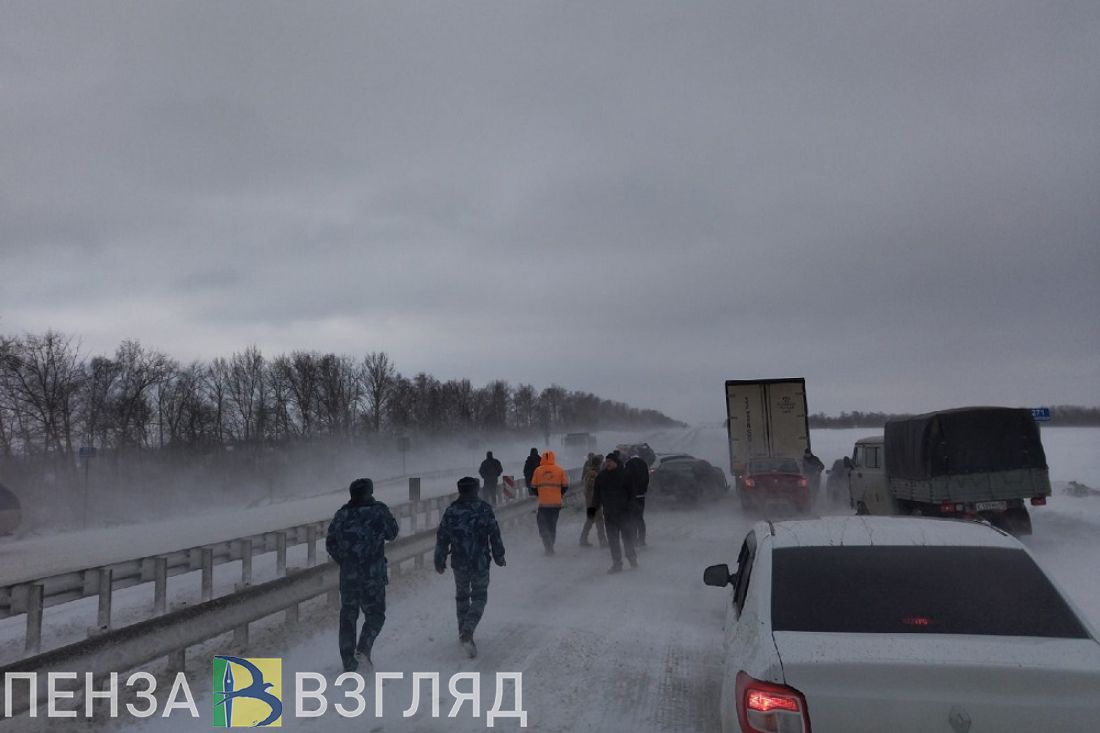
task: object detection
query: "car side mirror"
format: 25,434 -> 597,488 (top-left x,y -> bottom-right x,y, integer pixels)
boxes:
843,457 -> 853,470
704,563 -> 735,587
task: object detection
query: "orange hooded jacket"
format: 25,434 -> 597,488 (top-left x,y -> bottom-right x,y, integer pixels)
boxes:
530,451 -> 569,507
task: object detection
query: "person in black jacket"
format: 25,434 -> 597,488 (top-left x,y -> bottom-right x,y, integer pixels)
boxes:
802,448 -> 825,493
478,451 -> 504,506
522,448 -> 540,490
623,454 -> 650,547
593,452 -> 637,573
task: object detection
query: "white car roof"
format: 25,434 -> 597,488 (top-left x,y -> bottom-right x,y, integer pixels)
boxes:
762,516 -> 1021,550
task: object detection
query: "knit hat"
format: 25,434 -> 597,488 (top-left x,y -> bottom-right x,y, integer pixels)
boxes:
457,476 -> 480,495
349,478 -> 374,499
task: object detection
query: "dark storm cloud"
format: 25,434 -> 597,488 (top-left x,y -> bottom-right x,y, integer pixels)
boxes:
2,1 -> 1098,421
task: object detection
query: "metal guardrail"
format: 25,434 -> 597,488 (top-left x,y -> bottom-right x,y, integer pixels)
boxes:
0,495 -> 538,718
2,483 -> 466,657
0,468 -> 467,620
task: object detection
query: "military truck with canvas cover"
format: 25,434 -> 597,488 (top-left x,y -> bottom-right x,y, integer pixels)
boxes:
847,406 -> 1051,535
724,379 -> 810,490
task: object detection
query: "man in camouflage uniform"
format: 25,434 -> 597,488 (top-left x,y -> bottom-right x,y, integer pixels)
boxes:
326,478 -> 399,672
434,476 -> 506,658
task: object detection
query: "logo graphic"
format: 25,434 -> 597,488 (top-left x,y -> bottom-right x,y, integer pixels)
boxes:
213,656 -> 283,727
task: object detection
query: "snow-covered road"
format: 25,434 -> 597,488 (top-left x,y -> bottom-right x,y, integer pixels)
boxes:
109,498 -> 741,733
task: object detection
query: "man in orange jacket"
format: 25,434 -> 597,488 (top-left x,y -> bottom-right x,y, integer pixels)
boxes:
529,450 -> 569,555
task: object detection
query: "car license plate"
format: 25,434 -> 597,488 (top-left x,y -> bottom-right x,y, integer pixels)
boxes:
975,501 -> 1007,512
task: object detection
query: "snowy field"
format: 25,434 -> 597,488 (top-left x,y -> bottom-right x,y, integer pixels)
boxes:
8,426 -> 1100,732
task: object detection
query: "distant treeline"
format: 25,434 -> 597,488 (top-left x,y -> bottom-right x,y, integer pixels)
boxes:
0,330 -> 684,462
809,405 -> 1100,429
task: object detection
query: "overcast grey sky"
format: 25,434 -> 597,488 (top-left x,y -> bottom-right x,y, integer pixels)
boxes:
2,1 -> 1098,423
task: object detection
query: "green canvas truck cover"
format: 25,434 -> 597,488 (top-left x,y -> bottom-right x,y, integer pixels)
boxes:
884,407 -> 1047,480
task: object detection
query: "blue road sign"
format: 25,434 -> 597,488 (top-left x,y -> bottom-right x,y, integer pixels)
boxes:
1031,407 -> 1051,422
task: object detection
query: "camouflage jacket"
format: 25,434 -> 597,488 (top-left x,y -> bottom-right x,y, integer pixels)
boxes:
434,496 -> 505,574
326,498 -> 399,583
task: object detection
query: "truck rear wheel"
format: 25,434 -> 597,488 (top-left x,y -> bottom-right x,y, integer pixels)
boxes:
1000,507 -> 1032,536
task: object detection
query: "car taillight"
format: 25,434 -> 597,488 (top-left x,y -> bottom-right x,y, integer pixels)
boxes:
1030,496 -> 1046,506
736,672 -> 810,733
743,477 -> 755,488
940,500 -> 963,514
797,477 -> 808,488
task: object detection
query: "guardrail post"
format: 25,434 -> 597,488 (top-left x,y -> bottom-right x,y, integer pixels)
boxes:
409,478 -> 421,533
201,548 -> 214,602
167,648 -> 186,674
234,621 -> 249,648
414,551 -> 424,570
285,602 -> 299,625
154,557 -> 168,614
275,532 -> 287,576
96,569 -> 113,630
240,539 -> 253,587
306,525 -> 317,566
25,584 -> 43,654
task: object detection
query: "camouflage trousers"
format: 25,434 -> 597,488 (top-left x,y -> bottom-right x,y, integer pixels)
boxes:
338,579 -> 386,668
453,567 -> 491,637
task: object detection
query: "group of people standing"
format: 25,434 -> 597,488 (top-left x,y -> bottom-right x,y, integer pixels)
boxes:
520,446 -> 652,575
582,451 -> 649,573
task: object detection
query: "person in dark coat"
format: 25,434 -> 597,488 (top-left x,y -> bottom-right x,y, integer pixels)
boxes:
478,451 -> 504,506
623,454 -> 650,547
802,448 -> 825,492
593,452 -> 637,573
435,476 -> 507,658
580,453 -> 607,547
522,448 -> 540,490
326,478 -> 399,672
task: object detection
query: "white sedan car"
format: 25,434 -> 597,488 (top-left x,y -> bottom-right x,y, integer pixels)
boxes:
703,516 -> 1100,733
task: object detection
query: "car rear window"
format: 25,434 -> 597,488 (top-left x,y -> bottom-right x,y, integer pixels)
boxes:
771,546 -> 1088,638
749,458 -> 801,473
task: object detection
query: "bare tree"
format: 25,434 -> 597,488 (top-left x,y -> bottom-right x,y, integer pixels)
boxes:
111,340 -> 173,450
362,351 -> 396,433
511,383 -> 537,430
283,351 -> 321,439
226,346 -> 266,444
0,331 -> 84,457
317,354 -> 362,439
384,374 -> 415,431
204,357 -> 232,444
78,355 -> 119,450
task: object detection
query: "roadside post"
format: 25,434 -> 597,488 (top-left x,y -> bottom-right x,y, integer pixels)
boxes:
397,435 -> 411,474
79,445 -> 96,529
